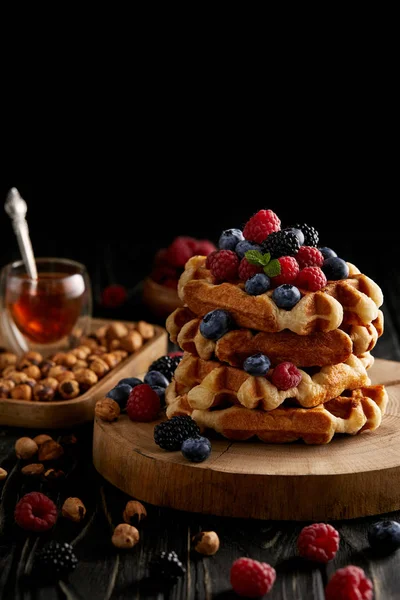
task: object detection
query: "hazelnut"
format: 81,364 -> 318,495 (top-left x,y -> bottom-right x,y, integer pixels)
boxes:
107,322 -> 129,340
24,351 -> 43,365
109,339 -> 121,351
33,434 -> 53,445
21,463 -> 45,477
113,350 -> 128,361
120,331 -> 143,353
58,379 -> 80,399
100,353 -> 120,369
71,347 -> 89,360
7,371 -> 29,384
43,468 -> 65,483
22,365 -> 42,380
89,358 -> 110,378
123,501 -> 147,526
95,398 -> 120,422
112,523 -> 140,549
95,325 -> 108,339
74,368 -> 98,390
48,365 -> 67,380
0,378 -> 15,398
79,337 -> 99,351
11,384 -> 33,401
41,377 -> 59,391
77,345 -> 91,358
33,383 -> 56,402
17,357 -> 34,370
62,497 -> 86,522
52,352 -> 68,365
192,531 -> 220,556
25,378 -> 37,388
15,437 -> 38,459
38,440 -> 64,461
0,467 -> 8,480
39,359 -> 56,377
57,370 -> 76,382
2,365 -> 17,378
0,352 -> 17,371
72,360 -> 89,372
137,321 -> 154,340
65,353 -> 78,367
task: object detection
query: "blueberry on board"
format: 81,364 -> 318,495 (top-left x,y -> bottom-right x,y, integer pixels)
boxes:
368,521 -> 400,554
272,284 -> 301,310
245,273 -> 270,296
243,353 -> 271,376
181,436 -> 211,463
107,383 -> 133,409
218,229 -> 244,251
322,257 -> 349,281
144,370 -> 169,389
235,240 -> 262,260
319,247 -> 337,259
199,310 -> 233,341
118,377 -> 142,388
151,385 -> 166,407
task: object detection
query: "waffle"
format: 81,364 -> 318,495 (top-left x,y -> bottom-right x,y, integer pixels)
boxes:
168,352 -> 370,413
166,307 -> 383,367
178,256 -> 383,335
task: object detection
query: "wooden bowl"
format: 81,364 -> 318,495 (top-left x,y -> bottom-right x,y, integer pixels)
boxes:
142,277 -> 183,319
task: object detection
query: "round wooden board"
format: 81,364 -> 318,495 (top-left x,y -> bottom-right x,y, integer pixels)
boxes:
93,358 -> 400,520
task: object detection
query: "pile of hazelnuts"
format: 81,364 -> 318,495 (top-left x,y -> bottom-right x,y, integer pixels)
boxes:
0,320 -> 155,402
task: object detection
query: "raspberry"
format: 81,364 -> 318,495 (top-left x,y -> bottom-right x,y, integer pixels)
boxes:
271,256 -> 299,287
167,237 -> 196,268
297,523 -> 340,563
325,566 -> 373,600
15,492 -> 57,532
238,258 -> 263,282
230,557 -> 276,598
126,384 -> 160,422
295,246 -> 324,269
271,362 -> 302,390
243,210 -> 281,244
101,285 -> 128,308
195,240 -> 216,256
296,267 -> 327,292
210,250 -> 239,282
206,250 -> 218,269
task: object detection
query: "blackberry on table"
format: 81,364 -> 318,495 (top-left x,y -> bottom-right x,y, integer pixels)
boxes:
149,550 -> 186,581
262,230 -> 301,258
293,223 -> 319,247
148,355 -> 182,382
35,541 -> 78,580
154,416 -> 200,451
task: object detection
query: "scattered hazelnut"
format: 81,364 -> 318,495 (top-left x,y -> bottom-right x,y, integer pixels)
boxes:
22,365 -> 42,380
33,434 -> 53,445
21,463 -> 45,477
43,468 -> 65,483
123,501 -> 147,526
41,377 -> 59,391
100,353 -> 120,369
95,398 -> 120,422
39,359 -> 56,377
137,321 -> 154,340
33,383 -> 56,402
7,371 -> 29,385
11,384 -> 33,401
120,331 -> 143,353
74,368 -> 98,390
89,358 -> 110,378
72,360 -> 88,372
62,497 -> 86,522
0,467 -> 8,480
48,365 -> 67,380
112,523 -> 140,549
107,322 -> 129,340
0,378 -> 15,398
24,351 -> 43,365
15,437 -> 38,459
57,370 -> 76,382
0,352 -> 17,371
58,379 -> 80,399
38,440 -> 64,461
192,531 -> 220,555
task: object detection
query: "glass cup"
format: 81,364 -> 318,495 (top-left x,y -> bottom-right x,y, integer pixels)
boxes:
0,258 -> 92,355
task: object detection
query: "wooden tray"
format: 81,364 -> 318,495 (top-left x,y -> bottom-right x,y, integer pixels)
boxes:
93,358 -> 400,520
0,319 -> 168,429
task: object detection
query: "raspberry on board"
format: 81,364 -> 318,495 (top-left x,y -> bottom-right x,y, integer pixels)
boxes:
297,523 -> 340,563
325,566 -> 373,600
210,250 -> 239,282
296,267 -> 327,292
243,210 -> 281,244
230,557 -> 276,598
206,250 -> 218,269
271,256 -> 299,287
238,258 -> 263,282
126,384 -> 160,422
271,362 -> 302,391
295,246 -> 324,269
14,492 -> 57,532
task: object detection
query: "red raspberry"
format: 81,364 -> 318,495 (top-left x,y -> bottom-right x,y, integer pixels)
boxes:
238,258 -> 263,281
325,566 -> 373,600
271,362 -> 302,390
167,237 -> 196,267
296,267 -> 327,292
101,284 -> 128,309
230,557 -> 276,598
295,246 -> 324,269
194,239 -> 216,256
271,256 -> 299,287
210,250 -> 239,282
297,523 -> 340,563
243,210 -> 281,244
206,250 -> 218,269
126,384 -> 161,422
15,492 -> 57,532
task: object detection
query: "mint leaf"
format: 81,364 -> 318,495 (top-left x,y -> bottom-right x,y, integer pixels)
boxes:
260,252 -> 271,266
264,259 -> 281,278
245,250 -> 264,266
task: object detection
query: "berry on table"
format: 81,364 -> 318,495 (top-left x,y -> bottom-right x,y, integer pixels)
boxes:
322,257 -> 350,281
295,246 -> 324,269
285,227 -> 305,245
297,523 -> 340,562
319,246 -> 337,259
35,541 -> 78,580
296,267 -> 327,292
262,230 -> 301,258
271,256 -> 299,287
126,384 -> 160,422
107,383 -> 133,410
292,223 -> 319,247
154,415 -> 200,451
245,273 -> 271,296
230,557 -> 276,598
368,520 -> 400,554
149,355 -> 182,382
218,228 -> 244,251
243,353 -> 271,376
151,385 -> 166,407
118,377 -> 142,388
15,492 -> 57,532
243,209 -> 281,244
236,240 -> 262,260
144,370 -> 169,389
271,362 -> 302,390
210,250 -> 239,282
238,258 -> 263,282
325,566 -> 373,600
149,550 -> 186,581
181,436 -> 211,462
272,284 -> 301,309
206,250 -> 218,269
200,309 -> 233,341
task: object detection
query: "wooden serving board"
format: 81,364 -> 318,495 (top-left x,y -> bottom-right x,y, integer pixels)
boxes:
93,358 -> 400,520
0,319 -> 168,429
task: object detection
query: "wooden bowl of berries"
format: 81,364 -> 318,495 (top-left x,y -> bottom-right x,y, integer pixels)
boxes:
142,236 -> 216,319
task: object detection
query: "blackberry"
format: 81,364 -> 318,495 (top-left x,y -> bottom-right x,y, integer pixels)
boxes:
262,230 -> 300,258
35,541 -> 78,580
293,223 -> 319,247
148,355 -> 182,382
154,416 -> 200,451
149,550 -> 186,581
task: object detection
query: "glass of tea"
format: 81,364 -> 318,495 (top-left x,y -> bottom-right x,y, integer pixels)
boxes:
0,258 -> 92,355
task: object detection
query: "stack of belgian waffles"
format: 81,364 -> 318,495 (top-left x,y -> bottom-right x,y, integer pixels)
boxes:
165,210 -> 387,444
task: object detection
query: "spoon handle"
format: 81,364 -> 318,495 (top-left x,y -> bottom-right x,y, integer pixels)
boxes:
5,188 -> 38,280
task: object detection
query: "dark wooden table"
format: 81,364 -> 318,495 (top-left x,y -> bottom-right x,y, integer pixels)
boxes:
1,281 -> 400,600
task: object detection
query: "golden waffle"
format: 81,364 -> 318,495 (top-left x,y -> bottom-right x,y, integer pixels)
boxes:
168,352 -> 370,413
167,307 -> 383,367
178,256 -> 383,335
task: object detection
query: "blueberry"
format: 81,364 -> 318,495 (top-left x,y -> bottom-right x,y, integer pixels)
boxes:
199,309 -> 233,341
218,229 -> 244,251
118,377 -> 142,388
235,240 -> 262,260
181,436 -> 211,463
319,247 -> 337,260
107,383 -> 133,409
322,257 -> 349,281
368,521 -> 400,554
151,385 -> 166,407
245,273 -> 270,296
243,353 -> 271,376
144,370 -> 169,389
272,284 -> 301,310
285,227 -> 305,246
